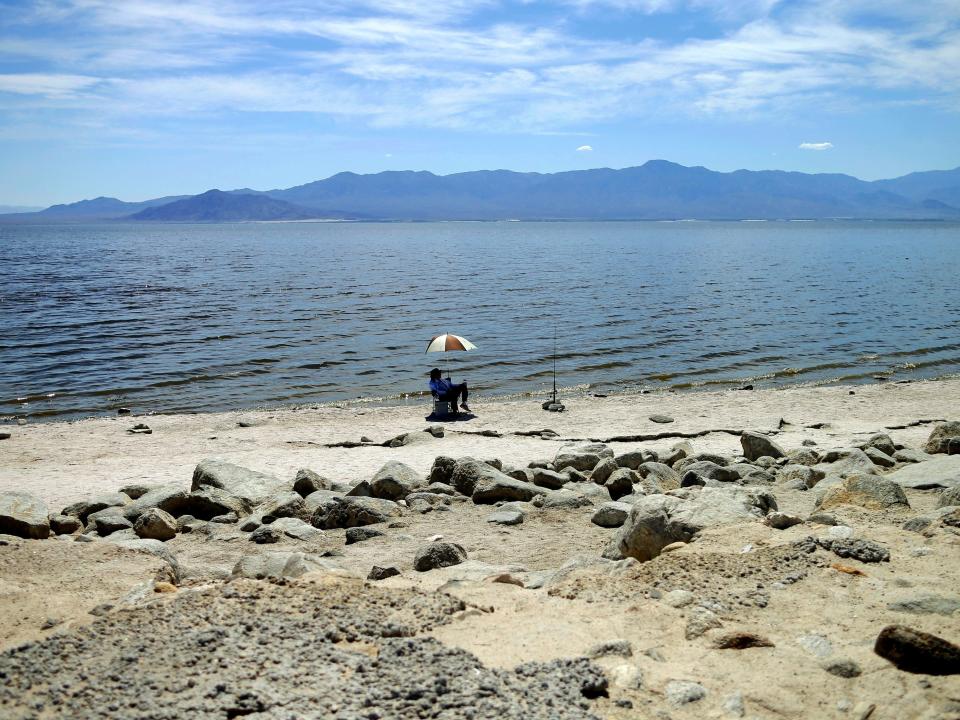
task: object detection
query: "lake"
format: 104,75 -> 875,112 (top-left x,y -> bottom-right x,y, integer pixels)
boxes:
2,220 -> 959,421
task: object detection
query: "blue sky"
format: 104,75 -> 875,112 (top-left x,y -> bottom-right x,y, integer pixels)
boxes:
1,0 -> 958,205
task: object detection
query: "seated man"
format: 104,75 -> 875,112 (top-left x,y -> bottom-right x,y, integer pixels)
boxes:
428,368 -> 470,415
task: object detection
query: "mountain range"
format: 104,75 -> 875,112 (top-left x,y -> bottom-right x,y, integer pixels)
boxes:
3,160 -> 960,222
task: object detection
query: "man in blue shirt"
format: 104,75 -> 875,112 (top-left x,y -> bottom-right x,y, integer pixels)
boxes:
429,368 -> 470,415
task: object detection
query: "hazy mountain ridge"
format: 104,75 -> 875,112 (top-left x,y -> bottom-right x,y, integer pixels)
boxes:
5,161 -> 960,222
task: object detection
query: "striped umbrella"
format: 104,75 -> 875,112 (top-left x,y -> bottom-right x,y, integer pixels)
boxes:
425,333 -> 477,353
425,333 -> 477,380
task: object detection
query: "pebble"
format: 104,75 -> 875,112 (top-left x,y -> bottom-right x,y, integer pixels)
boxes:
367,566 -> 401,581
723,691 -> 746,718
649,414 -> 674,424
823,658 -> 862,677
608,663 -> 643,689
587,640 -> 633,658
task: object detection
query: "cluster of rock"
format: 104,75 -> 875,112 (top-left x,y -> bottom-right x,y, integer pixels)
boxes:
1,419 -> 959,682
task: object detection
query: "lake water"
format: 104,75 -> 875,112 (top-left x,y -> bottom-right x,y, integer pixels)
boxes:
2,220 -> 959,421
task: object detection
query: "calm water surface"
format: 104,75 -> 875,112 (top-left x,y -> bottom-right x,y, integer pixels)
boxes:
2,220 -> 959,421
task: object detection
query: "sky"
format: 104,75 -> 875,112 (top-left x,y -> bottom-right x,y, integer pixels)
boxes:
1,0 -> 959,206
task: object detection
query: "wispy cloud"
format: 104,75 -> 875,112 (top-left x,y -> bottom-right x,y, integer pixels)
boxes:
1,0 -> 958,138
576,144 -> 593,151
799,141 -> 834,150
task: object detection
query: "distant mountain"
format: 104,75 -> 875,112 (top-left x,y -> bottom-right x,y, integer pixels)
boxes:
5,161 -> 960,223
264,161 -> 960,220
40,195 -> 189,219
127,189 -> 326,222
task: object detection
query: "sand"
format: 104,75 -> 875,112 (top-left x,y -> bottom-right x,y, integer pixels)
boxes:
1,378 -> 959,719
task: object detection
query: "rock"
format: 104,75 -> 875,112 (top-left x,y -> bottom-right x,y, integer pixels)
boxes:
414,541 -> 467,571
428,456 -> 457,485
449,458 -> 502,496
553,443 -> 614,472
608,663 -> 644,690
591,502 -> 632,528
183,486 -> 251,520
938,486 -> 960,508
370,461 -> 424,501
817,474 -> 909,511
292,468 -> 329,497
270,517 -> 323,541
824,659 -> 862,678
894,448 -> 934,464
615,450 -> 656,470
864,446 -> 896,468
590,458 -> 618,485
232,551 -> 347,580
191,459 -> 289,506
345,526 -> 385,544
723,692 -> 746,718
662,589 -> 695,608
603,487 -> 774,562
542,488 -> 594,509
133,508 -> 177,541
530,468 -> 569,490
87,508 -> 133,536
345,480 -> 373,497
312,496 -> 402,529
649,414 -> 674,424
685,607 -> 722,639
249,525 -> 282,543
121,485 -> 192,521
681,460 -> 739,483
779,464 -> 825,489
816,448 -> 880,478
808,512 -> 838,525
61,492 -> 130,524
0,492 -> 50,539
386,430 -> 435,448
486,510 -> 523,526
665,680 -> 707,706
254,491 -> 308,521
302,489 -> 344,517
604,468 -> 637,501
874,624 -> 960,674
118,484 -> 154,500
797,633 -> 833,658
924,421 -> 960,454
711,632 -> 775,649
472,474 -> 545,504
587,640 -> 633,658
764,512 -> 803,530
367,565 -> 400,581
740,431 -> 785,461
108,538 -> 181,580
863,433 -> 897,457
886,456 -> 960,490
48,514 -> 82,535
661,442 -> 692,467
887,595 -> 960,616
127,423 -> 151,434
636,462 -> 681,492
816,537 -> 890,563
786,447 -> 820,466
210,512 -> 238,524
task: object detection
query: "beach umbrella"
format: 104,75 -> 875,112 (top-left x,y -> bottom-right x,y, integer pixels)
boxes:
425,333 -> 476,379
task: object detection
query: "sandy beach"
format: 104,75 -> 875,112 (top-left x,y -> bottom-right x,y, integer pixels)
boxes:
1,378 -> 959,719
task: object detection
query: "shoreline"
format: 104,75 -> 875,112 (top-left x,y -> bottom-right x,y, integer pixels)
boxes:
2,376 -> 958,511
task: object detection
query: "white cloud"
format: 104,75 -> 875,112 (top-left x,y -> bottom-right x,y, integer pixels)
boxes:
576,144 -> 593,151
799,141 -> 834,150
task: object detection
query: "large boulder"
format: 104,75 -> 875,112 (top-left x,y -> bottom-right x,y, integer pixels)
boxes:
886,456 -> 960,490
541,489 -> 595,509
369,461 -> 424,501
680,460 -> 739,483
133,508 -> 177,541
61,492 -> 130,524
603,487 -> 774,562
530,468 -> 569,490
817,474 -> 910,511
311,496 -> 402,529
86,508 -> 133,536
182,486 -> 251,520
303,489 -> 345,515
604,468 -> 637,501
815,448 -> 879,478
292,468 -> 330,497
741,431 -> 786,461
191,459 -> 289,506
590,458 -> 619,485
253,491 -> 308,521
448,458 -> 495,496
779,464 -> 825,489
636,463 -> 681,492
428,456 -> 457,485
924,422 -> 960,455
554,443 -> 614,473
862,433 -> 897,457
0,492 -> 50,539
472,474 -> 546,504
591,502 -> 632,528
121,485 -> 192,521
615,450 -> 657,470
